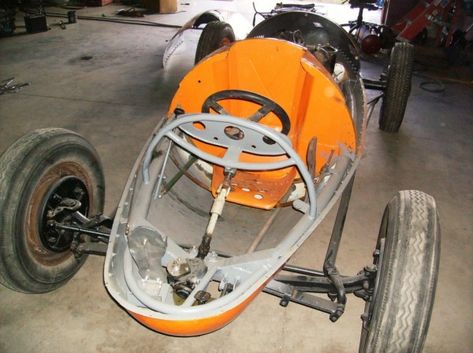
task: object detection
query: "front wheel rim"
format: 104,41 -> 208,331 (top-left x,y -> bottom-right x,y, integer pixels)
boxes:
25,161 -> 94,266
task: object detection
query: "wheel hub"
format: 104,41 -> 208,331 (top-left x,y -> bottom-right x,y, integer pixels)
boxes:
38,176 -> 89,252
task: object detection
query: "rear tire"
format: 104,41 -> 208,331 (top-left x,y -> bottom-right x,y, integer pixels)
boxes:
359,190 -> 440,353
194,21 -> 235,64
0,128 -> 105,293
379,42 -> 414,133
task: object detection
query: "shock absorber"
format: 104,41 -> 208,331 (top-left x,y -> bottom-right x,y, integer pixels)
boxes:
197,168 -> 235,259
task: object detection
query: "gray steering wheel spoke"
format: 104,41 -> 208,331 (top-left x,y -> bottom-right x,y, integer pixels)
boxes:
223,145 -> 243,162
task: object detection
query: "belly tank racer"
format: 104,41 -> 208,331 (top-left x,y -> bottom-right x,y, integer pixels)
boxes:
0,7 -> 439,353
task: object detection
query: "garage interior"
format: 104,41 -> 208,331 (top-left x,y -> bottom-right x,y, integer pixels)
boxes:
0,1 -> 472,352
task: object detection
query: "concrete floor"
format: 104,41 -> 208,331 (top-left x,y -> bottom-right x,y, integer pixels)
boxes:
0,2 -> 472,353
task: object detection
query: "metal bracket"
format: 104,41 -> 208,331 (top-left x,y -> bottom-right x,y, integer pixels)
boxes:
264,280 -> 339,315
74,242 -> 108,256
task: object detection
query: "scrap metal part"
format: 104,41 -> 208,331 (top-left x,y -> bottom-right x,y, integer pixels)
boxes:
0,77 -> 30,94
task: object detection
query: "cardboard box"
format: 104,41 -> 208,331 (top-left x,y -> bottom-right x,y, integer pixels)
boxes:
159,0 -> 177,14
142,0 -> 177,14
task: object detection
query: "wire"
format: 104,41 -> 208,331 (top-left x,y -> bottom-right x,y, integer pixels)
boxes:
44,11 -> 182,28
418,77 -> 446,93
412,64 -> 446,93
412,61 -> 446,93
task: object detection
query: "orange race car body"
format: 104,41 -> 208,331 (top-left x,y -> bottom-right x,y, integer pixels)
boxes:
104,27 -> 365,335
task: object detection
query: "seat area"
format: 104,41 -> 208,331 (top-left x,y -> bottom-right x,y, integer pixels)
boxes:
168,38 -> 357,209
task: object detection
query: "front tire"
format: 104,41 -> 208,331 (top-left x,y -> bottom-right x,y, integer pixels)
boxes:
0,128 -> 105,293
379,42 -> 414,133
359,190 -> 440,353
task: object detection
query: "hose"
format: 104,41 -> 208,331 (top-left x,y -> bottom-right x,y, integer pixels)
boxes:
413,62 -> 446,93
414,71 -> 446,93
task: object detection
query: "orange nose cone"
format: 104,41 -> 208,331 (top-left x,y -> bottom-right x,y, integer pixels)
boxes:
129,284 -> 264,336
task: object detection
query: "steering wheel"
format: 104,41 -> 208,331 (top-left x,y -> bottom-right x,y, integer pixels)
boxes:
201,90 -> 291,136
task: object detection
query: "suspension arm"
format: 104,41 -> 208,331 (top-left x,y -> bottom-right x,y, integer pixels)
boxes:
363,78 -> 387,91
54,223 -> 110,243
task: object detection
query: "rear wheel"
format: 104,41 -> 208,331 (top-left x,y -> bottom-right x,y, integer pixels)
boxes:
359,190 -> 440,353
0,128 -> 105,293
379,42 -> 414,133
194,21 -> 235,64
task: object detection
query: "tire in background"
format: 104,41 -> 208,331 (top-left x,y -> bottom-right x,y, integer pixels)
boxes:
194,21 -> 235,64
379,42 -> 414,133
